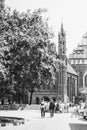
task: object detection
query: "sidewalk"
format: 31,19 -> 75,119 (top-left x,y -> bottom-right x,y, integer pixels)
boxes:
0,110 -> 87,130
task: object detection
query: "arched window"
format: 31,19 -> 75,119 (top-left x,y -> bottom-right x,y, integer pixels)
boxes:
85,75 -> 87,87
36,97 -> 40,104
73,60 -> 76,64
82,60 -> 84,64
77,60 -> 80,64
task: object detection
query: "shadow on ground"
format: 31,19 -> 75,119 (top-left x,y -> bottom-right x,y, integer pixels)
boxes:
69,123 -> 87,130
78,117 -> 87,122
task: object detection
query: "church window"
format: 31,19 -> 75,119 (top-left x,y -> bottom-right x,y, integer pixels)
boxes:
73,60 -> 76,64
69,60 -> 71,64
77,60 -> 80,64
85,75 -> 87,87
63,42 -> 65,45
60,70 -> 61,84
63,50 -> 64,54
81,51 -> 84,54
82,60 -> 84,64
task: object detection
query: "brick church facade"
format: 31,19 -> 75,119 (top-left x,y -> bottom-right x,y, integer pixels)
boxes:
69,32 -> 87,100
32,24 -> 78,104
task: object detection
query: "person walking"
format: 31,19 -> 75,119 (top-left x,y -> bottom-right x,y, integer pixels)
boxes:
40,99 -> 46,118
66,102 -> 69,113
55,101 -> 59,113
49,98 -> 55,117
71,104 -> 80,118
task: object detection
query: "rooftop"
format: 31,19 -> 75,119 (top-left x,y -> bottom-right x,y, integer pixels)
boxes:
67,62 -> 78,76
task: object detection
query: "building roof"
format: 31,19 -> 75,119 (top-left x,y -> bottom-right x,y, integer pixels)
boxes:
67,62 -> 78,76
74,45 -> 84,51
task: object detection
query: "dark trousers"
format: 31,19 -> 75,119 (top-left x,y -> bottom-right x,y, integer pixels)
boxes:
50,109 -> 54,117
41,108 -> 45,117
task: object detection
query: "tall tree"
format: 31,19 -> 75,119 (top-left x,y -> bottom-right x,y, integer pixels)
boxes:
0,0 -> 11,103
1,7 -> 58,104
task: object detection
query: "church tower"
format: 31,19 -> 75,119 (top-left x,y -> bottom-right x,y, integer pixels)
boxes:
58,23 -> 67,103
58,23 -> 66,60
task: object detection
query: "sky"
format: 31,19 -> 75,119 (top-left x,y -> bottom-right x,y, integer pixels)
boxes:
5,0 -> 87,57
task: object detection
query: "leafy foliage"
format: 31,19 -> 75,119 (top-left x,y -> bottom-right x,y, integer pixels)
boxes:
0,4 -> 58,104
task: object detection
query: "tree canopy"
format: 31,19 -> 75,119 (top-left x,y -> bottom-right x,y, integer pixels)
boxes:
0,2 -> 59,104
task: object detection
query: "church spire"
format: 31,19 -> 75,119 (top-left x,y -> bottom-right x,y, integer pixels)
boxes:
60,22 -> 65,37
58,23 -> 66,59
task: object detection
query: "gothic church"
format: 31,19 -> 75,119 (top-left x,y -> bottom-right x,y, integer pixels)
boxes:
32,24 -> 78,104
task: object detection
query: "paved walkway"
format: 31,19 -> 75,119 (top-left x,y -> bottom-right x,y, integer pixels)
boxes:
0,110 -> 87,130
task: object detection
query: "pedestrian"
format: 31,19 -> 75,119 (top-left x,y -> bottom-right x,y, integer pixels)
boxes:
59,101 -> 64,113
71,105 -> 77,118
55,101 -> 59,113
49,98 -> 55,117
66,102 -> 69,113
80,100 -> 85,110
71,104 -> 80,118
40,99 -> 46,118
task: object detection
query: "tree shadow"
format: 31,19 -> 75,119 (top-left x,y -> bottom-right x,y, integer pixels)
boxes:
69,123 -> 87,130
78,116 -> 87,122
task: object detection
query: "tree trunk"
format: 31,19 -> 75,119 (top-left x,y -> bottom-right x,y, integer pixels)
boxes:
29,91 -> 33,105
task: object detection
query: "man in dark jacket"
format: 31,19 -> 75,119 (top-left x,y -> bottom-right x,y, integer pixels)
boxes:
49,98 -> 55,117
40,99 -> 46,117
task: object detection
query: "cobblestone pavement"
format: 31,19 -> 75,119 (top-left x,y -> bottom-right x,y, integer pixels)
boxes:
0,110 -> 87,130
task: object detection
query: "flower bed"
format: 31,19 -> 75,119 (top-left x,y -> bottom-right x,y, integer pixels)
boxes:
0,116 -> 25,127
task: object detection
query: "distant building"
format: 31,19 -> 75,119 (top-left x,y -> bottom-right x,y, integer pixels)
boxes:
57,23 -> 78,103
32,24 -> 78,104
69,32 -> 87,99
